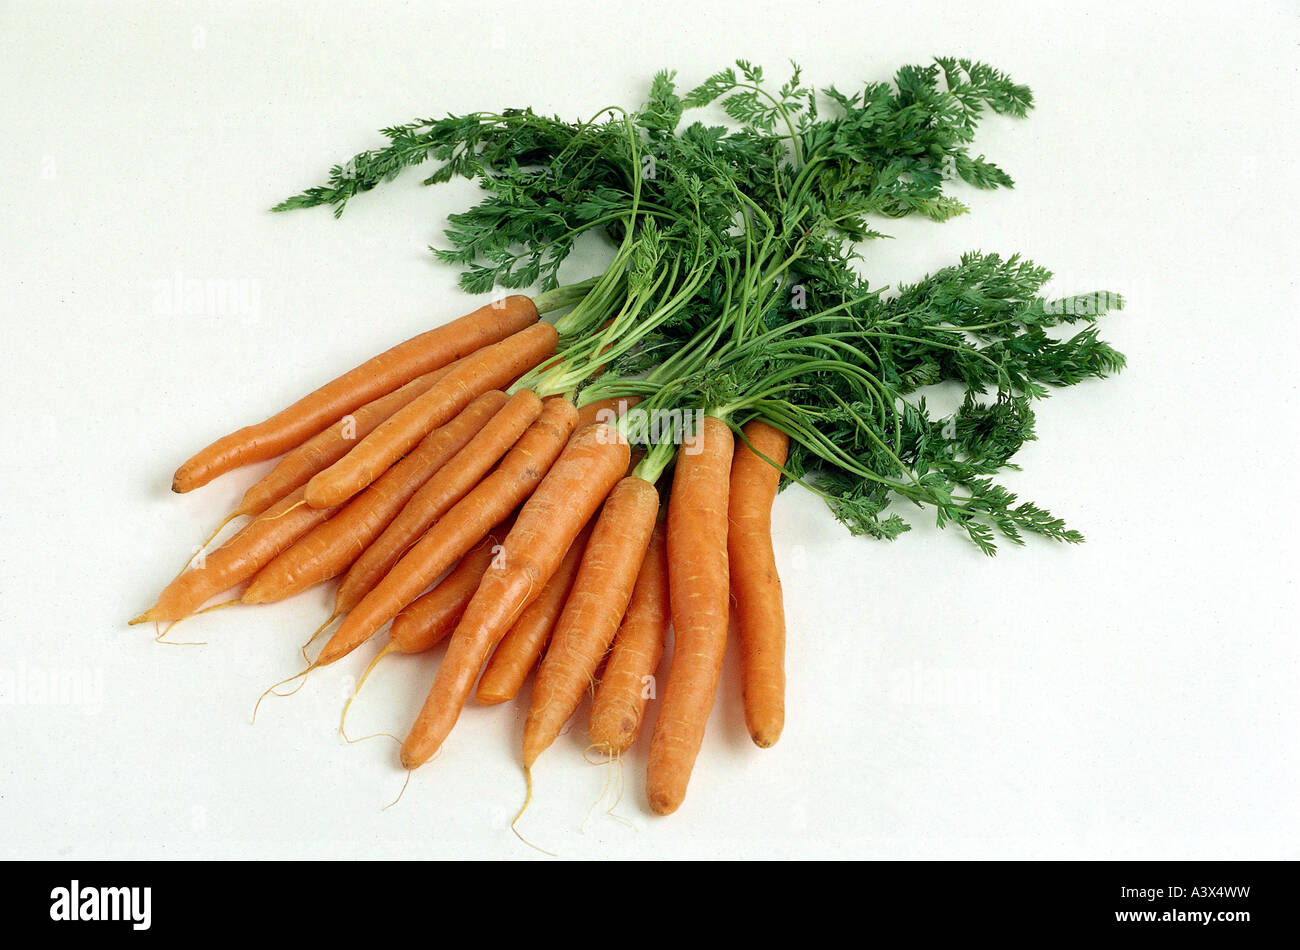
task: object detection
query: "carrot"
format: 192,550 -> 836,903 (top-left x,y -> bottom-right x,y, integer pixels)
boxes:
235,365 -> 453,518
645,415 -> 734,816
399,420 -> 630,769
389,527 -> 505,655
336,521 -> 513,737
131,487 -> 336,624
316,397 -> 579,667
728,419 -> 790,748
304,322 -> 558,509
475,519 -> 595,705
173,296 -> 538,492
332,388 -> 543,617
180,372 -> 453,579
521,475 -> 660,766
241,390 -> 509,605
588,520 -> 670,755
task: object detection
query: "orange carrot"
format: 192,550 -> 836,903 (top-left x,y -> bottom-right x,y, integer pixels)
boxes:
589,521 -> 670,755
235,364 -> 453,517
316,397 -> 579,667
304,323 -> 558,508
335,522 -> 514,740
399,420 -> 630,769
131,487 -> 335,624
475,519 -> 595,705
173,296 -> 538,492
241,391 -> 509,605
521,475 -> 660,766
389,527 -> 505,655
728,419 -> 790,748
646,415 -> 734,816
332,388 -> 543,617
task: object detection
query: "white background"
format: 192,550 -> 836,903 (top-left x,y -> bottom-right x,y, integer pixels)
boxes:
1,0 -> 1296,860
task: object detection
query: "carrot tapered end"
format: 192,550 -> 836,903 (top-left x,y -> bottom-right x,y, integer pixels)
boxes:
398,746 -> 423,771
647,791 -> 681,817
749,717 -> 783,748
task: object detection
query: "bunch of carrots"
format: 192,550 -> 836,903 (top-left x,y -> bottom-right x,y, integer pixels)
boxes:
135,290 -> 790,816
133,58 -> 1125,818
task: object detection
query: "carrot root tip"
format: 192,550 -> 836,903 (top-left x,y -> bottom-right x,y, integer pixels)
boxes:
300,613 -> 340,663
646,786 -> 681,817
509,767 -> 556,857
251,664 -> 316,724
152,617 -> 207,647
382,769 -> 413,811
339,643 -> 395,740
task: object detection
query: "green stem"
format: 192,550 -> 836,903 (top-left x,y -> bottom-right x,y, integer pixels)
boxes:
532,277 -> 601,314
630,437 -> 676,485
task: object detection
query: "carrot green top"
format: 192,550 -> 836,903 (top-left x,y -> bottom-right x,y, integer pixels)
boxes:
276,59 -> 1123,553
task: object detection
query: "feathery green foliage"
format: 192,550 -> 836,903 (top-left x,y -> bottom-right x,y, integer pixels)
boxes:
276,59 -> 1124,552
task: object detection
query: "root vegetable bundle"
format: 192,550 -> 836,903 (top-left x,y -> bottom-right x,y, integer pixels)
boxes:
134,59 -> 1125,817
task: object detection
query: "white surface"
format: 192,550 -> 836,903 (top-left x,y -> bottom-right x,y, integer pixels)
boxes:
1,0 -> 1297,860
